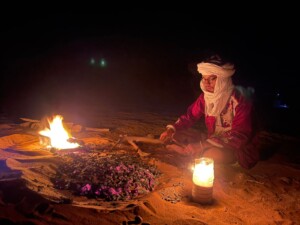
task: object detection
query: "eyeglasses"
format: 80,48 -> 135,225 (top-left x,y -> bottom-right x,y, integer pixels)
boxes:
201,76 -> 217,83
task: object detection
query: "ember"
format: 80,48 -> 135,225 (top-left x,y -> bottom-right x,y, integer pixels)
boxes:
52,152 -> 161,201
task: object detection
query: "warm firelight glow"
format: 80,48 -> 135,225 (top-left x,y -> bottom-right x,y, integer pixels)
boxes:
192,157 -> 214,187
39,115 -> 79,149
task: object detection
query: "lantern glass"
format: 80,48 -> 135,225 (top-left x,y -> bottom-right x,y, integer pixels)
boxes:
192,157 -> 214,187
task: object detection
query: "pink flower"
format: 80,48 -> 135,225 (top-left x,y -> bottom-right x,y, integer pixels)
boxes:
109,187 -> 122,196
81,184 -> 92,194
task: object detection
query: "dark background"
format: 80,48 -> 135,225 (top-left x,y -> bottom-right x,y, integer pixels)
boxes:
0,11 -> 299,135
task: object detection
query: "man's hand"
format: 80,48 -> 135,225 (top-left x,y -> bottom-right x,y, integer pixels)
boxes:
160,128 -> 175,144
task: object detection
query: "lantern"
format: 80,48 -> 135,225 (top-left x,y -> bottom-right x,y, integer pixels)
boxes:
192,157 -> 214,204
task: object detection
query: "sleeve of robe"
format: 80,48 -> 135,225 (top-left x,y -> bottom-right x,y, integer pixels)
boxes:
172,94 -> 205,131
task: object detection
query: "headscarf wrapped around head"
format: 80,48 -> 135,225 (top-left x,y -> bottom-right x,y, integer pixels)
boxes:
197,62 -> 236,116
197,62 -> 235,77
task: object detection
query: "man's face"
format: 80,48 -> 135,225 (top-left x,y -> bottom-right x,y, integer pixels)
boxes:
201,75 -> 217,93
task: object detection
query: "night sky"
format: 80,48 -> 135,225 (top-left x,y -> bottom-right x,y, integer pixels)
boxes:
0,12 -> 299,134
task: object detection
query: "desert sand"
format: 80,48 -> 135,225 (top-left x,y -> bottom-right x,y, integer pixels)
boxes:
0,111 -> 300,225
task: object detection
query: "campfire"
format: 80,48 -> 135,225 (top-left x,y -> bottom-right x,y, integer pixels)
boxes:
39,115 -> 80,150
34,114 -> 162,202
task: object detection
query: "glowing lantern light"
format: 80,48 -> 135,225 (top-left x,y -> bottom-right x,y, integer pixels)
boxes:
39,115 -> 79,150
192,157 -> 214,204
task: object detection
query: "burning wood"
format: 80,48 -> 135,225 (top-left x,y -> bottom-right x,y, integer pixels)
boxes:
19,117 -> 110,133
18,115 -> 111,152
39,115 -> 80,150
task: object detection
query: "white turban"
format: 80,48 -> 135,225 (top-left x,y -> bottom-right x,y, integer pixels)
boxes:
197,62 -> 235,117
197,62 -> 235,77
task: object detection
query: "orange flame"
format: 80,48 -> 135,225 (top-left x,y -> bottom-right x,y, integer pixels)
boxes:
39,115 -> 79,149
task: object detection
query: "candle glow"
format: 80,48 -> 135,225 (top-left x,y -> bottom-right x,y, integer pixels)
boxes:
192,157 -> 214,187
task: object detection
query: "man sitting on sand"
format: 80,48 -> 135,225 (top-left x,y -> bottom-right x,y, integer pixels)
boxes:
160,53 -> 260,169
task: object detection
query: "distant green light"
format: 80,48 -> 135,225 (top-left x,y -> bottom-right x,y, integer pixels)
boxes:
90,58 -> 96,65
99,58 -> 107,67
